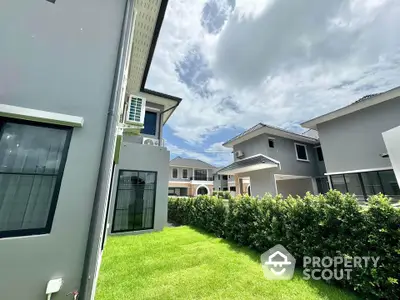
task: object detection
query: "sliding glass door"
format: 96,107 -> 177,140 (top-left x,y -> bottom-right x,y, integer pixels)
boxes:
112,170 -> 157,232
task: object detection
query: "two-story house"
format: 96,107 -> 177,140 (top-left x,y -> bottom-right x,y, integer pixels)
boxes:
218,124 -> 327,198
0,0 -> 179,299
169,157 -> 215,197
302,87 -> 400,201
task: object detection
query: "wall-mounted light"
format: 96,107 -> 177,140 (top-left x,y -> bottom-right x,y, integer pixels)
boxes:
380,153 -> 389,158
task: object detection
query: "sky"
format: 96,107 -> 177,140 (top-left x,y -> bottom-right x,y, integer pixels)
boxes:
146,0 -> 400,167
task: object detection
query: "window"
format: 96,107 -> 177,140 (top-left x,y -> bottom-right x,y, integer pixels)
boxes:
222,175 -> 228,180
230,186 -> 236,192
330,170 -> 400,201
344,174 -> 364,200
268,138 -> 275,148
112,170 -> 157,232
182,169 -> 188,179
141,111 -> 157,136
295,143 -> 308,161
0,119 -> 71,238
378,170 -> 400,196
331,175 -> 347,193
172,168 -> 178,179
218,175 -> 221,180
316,147 -> 324,161
194,169 -> 207,181
316,177 -> 330,194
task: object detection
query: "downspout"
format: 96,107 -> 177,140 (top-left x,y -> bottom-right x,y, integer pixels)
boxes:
79,0 -> 135,299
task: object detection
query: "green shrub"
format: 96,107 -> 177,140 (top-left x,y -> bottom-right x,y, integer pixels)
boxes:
212,191 -> 233,200
168,191 -> 400,299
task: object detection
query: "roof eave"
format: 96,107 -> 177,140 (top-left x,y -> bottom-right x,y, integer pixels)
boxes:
301,86 -> 400,129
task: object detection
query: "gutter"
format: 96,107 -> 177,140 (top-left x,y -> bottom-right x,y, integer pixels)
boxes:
79,0 -> 135,299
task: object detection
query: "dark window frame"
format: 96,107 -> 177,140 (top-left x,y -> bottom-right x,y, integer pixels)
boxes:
294,142 -> 309,161
172,168 -> 178,179
330,169 -> 399,201
182,169 -> 188,179
268,138 -> 275,148
316,146 -> 324,161
111,169 -> 157,233
141,110 -> 158,136
0,118 -> 72,239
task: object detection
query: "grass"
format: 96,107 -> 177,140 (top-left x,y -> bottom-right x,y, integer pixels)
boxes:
96,226 -> 359,300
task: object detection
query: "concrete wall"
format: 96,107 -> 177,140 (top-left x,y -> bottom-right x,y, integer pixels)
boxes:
0,0 -> 126,299
108,142 -> 170,234
239,169 -> 277,198
276,178 -> 314,198
233,134 -> 320,177
318,98 -> 400,173
383,126 -> 400,187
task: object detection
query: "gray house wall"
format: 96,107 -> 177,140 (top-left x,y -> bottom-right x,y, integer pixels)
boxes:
239,169 -> 277,198
317,99 -> 400,173
0,0 -> 126,299
108,142 -> 170,235
233,134 -> 320,177
276,178 -> 314,198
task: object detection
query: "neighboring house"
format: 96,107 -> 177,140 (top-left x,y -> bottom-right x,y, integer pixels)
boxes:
213,170 -> 229,191
0,0 -> 178,299
169,157 -> 215,196
218,124 -> 327,198
302,87 -> 400,201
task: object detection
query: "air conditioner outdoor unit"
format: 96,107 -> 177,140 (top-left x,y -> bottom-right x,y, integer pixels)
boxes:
125,95 -> 146,125
143,137 -> 160,146
235,150 -> 244,158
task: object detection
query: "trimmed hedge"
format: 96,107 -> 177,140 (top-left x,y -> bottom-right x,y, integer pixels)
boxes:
168,191 -> 400,299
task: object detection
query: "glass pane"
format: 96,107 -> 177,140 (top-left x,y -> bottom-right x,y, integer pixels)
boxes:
344,174 -> 364,200
361,172 -> 383,196
316,147 -> 324,161
331,175 -> 347,193
194,169 -> 207,180
379,170 -> 400,196
172,169 -> 177,178
296,144 -> 307,160
0,122 -> 67,174
316,177 -> 329,194
141,111 -> 157,136
0,174 -> 57,231
182,169 -> 187,178
113,170 -> 156,232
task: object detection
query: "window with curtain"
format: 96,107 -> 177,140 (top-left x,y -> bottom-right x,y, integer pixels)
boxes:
0,119 -> 71,238
112,170 -> 157,232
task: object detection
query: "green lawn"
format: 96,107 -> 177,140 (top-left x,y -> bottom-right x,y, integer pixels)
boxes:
96,226 -> 359,300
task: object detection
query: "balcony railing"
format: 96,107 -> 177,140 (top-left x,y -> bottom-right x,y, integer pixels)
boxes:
190,176 -> 213,181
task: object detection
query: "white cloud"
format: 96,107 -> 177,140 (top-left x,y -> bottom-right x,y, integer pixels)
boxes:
166,140 -> 232,167
148,0 -> 400,150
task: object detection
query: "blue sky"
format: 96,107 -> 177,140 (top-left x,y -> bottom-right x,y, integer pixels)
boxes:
146,0 -> 400,167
